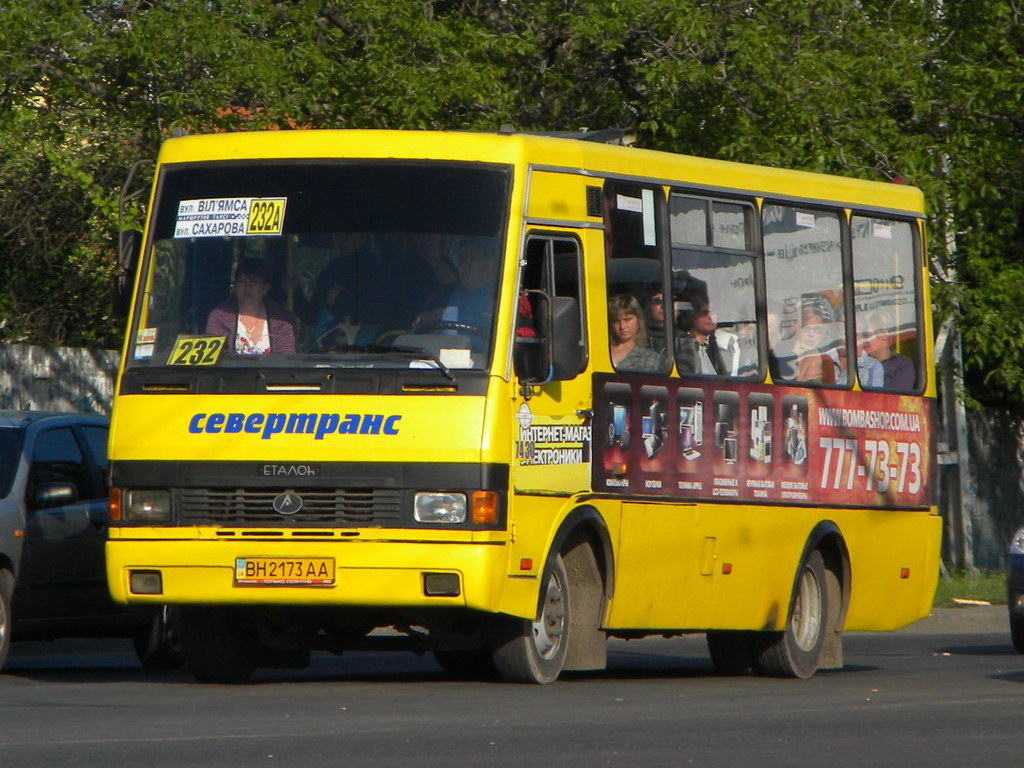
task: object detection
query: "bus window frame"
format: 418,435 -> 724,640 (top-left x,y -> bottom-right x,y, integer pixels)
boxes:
666,188 -> 763,382
761,199 -> 850,390
847,210 -> 926,395
517,231 -> 589,380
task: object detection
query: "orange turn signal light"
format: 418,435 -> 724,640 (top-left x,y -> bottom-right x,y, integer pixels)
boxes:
471,491 -> 498,524
109,488 -> 122,521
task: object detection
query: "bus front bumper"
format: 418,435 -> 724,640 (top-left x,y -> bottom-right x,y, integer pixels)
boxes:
106,535 -> 526,615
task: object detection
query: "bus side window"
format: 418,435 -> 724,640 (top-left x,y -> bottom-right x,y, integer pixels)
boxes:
604,180 -> 671,375
851,217 -> 920,392
669,193 -> 758,379
762,205 -> 847,386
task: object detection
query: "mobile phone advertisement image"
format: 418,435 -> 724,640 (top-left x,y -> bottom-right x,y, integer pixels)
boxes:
593,373 -> 935,509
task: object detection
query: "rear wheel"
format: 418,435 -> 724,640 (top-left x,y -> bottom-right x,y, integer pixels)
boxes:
180,607 -> 260,684
0,569 -> 13,670
491,554 -> 569,684
756,550 -> 828,678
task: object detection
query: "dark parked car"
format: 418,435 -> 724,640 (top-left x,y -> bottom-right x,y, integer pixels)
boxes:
0,411 -> 181,670
1008,526 -> 1024,653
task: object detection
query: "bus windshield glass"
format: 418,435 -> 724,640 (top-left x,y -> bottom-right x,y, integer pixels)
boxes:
127,161 -> 511,372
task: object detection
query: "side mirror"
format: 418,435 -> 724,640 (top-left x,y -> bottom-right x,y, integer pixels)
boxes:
514,292 -> 582,389
32,482 -> 77,510
112,229 -> 141,317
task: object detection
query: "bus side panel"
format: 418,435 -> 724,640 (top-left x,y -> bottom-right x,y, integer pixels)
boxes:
607,502 -> 806,631
604,502 -> 701,629
841,509 -> 942,631
603,504 -> 940,633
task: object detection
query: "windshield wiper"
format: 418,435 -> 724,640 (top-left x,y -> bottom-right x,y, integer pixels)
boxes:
328,344 -> 456,381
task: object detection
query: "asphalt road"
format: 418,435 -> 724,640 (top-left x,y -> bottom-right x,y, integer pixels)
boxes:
1,606 -> 1021,768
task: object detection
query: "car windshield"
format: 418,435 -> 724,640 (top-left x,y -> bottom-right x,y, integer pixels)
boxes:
127,161 -> 511,373
0,427 -> 25,498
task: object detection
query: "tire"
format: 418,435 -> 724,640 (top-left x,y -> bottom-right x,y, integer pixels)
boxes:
1010,612 -> 1024,654
491,554 -> 569,684
133,605 -> 185,670
0,569 -> 13,671
706,630 -> 757,676
180,607 -> 260,684
756,550 -> 828,679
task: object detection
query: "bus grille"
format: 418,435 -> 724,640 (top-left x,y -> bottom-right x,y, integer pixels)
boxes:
179,488 -> 403,525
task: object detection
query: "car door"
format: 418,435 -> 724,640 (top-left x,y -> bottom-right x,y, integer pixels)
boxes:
15,423 -> 113,621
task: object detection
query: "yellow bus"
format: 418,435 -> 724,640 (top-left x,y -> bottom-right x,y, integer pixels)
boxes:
107,129 -> 939,683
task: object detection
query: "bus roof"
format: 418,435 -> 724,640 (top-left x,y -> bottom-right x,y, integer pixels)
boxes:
156,129 -> 926,216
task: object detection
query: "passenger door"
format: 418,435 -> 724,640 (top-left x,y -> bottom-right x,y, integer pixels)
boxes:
511,233 -> 591,495
15,424 -> 113,621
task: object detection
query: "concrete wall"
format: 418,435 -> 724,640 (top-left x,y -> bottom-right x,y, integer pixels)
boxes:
960,409 -> 1024,571
0,343 -> 118,415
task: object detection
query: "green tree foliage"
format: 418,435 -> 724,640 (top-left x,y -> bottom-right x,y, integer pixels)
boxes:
2,0 -> 1023,407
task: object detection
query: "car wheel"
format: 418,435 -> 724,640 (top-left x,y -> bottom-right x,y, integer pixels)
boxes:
0,569 -> 13,670
133,605 -> 185,670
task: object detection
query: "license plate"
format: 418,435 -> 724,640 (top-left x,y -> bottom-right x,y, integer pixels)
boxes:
234,557 -> 335,586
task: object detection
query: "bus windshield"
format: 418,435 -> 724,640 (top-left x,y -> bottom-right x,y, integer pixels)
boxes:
127,161 -> 511,372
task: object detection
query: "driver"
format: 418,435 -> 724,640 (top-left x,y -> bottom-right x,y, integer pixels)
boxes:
413,236 -> 498,351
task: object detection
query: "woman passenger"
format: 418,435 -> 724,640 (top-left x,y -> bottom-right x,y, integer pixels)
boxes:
206,257 -> 297,355
609,293 -> 661,373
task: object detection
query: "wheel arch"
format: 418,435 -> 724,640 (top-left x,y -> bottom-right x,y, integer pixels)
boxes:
543,504 -> 615,609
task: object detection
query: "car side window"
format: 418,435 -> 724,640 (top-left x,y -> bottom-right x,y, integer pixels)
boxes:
80,425 -> 110,493
29,427 -> 91,504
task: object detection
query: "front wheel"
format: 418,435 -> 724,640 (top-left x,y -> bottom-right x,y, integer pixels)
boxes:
491,554 -> 569,684
180,607 -> 260,684
0,569 -> 13,670
756,550 -> 828,678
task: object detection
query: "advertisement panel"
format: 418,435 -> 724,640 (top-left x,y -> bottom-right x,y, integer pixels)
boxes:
593,373 -> 935,509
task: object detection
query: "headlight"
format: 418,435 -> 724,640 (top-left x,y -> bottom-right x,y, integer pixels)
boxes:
414,492 -> 467,524
1011,527 -> 1024,555
124,490 -> 172,522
